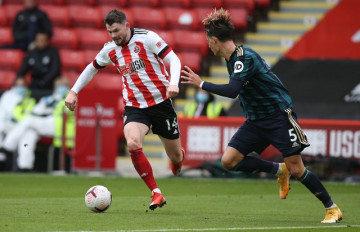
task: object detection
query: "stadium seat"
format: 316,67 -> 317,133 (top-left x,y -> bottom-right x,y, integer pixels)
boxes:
95,73 -> 122,91
178,52 -> 202,73
40,5 -> 70,28
160,0 -> 191,8
69,5 -> 102,28
59,49 -> 86,72
127,0 -> 160,7
222,0 -> 255,14
0,7 -> 8,27
131,7 -> 166,30
174,30 -> 208,55
77,28 -> 110,50
152,30 -> 175,50
163,7 -> 199,31
0,70 -> 16,90
62,71 -> 79,86
98,6 -> 134,26
95,0 -> 127,7
84,49 -> 99,64
0,27 -> 13,45
63,0 -> 95,6
51,27 -> 78,49
4,4 -> 23,25
2,0 -> 63,3
228,8 -> 248,30
0,49 -> 24,71
256,0 -> 271,8
191,0 -> 221,8
194,7 -> 212,29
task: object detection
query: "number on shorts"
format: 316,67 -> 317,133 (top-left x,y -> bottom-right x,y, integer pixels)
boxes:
288,128 -> 297,142
165,117 -> 178,131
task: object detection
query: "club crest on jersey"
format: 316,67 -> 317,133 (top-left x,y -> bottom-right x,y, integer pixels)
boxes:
134,45 -> 141,53
234,61 -> 244,73
117,59 -> 146,76
156,41 -> 162,48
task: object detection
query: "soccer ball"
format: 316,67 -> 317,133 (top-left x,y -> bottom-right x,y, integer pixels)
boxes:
84,185 -> 112,212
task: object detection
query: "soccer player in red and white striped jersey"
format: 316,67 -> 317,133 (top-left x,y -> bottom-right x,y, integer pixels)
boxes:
65,10 -> 184,210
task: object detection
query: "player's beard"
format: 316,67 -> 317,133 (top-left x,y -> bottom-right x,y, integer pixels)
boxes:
114,35 -> 127,46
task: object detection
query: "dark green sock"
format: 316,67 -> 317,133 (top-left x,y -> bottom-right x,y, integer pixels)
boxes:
230,156 -> 279,174
298,169 -> 333,208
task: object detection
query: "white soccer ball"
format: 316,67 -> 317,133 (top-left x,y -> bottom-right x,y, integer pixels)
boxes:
84,185 -> 112,212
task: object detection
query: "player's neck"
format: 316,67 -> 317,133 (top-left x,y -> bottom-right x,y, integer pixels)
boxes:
222,41 -> 236,61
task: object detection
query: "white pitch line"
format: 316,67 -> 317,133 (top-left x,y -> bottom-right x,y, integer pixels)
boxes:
49,224 -> 360,232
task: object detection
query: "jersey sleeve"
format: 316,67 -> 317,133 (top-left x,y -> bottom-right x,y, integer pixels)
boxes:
94,45 -> 112,68
146,31 -> 172,59
230,53 -> 255,81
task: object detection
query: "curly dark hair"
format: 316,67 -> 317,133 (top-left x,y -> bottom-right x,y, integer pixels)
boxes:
104,9 -> 127,25
202,8 -> 234,42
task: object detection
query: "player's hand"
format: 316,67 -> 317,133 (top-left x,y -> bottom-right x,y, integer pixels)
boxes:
181,66 -> 203,87
65,90 -> 78,111
166,85 -> 179,98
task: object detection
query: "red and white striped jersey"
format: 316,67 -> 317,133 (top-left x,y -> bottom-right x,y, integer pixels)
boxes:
93,28 -> 173,108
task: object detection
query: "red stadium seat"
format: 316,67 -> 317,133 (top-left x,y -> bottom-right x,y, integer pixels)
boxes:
152,30 -> 175,50
95,73 -> 122,91
59,49 -> 86,72
223,0 -> 255,13
62,71 -> 79,86
0,70 -> 16,90
0,27 -> 13,45
192,0 -> 221,8
98,6 -> 134,27
160,0 -> 191,8
51,27 -> 78,49
174,30 -> 208,55
4,4 -> 23,25
256,0 -> 271,8
127,0 -> 160,7
178,52 -> 202,73
131,7 -> 166,30
40,5 -> 70,28
99,6 -> 134,26
164,7 -> 199,31
69,5 -> 102,28
2,0 -> 63,3
63,0 -> 95,6
194,7 -> 212,29
228,8 -> 248,30
77,28 -> 110,50
0,7 -> 8,27
84,49 -> 99,64
0,49 -> 24,71
95,0 -> 127,7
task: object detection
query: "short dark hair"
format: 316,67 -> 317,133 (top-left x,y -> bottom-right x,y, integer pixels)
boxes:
202,8 -> 234,42
104,9 -> 127,25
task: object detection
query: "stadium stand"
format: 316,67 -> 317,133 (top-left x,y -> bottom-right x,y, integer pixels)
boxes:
3,4 -> 23,25
40,5 -> 71,27
161,0 -> 192,8
0,7 -> 7,27
0,27 -> 13,45
131,7 -> 167,30
0,70 -> 16,90
51,27 -> 78,49
0,49 -> 24,71
59,49 -> 86,72
77,28 -> 109,50
163,7 -> 199,31
69,5 -> 102,28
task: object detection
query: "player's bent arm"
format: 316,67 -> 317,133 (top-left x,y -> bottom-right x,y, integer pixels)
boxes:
163,51 -> 181,86
71,63 -> 99,94
202,78 -> 244,99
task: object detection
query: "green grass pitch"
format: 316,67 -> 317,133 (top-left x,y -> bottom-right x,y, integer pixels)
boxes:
0,173 -> 359,232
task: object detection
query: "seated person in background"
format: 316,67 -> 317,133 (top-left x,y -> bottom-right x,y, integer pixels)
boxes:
17,31 -> 61,101
184,88 -> 227,118
0,78 -> 36,169
0,77 -> 75,172
0,0 -> 53,51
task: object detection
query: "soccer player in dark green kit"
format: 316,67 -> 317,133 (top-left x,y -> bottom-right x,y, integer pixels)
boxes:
181,8 -> 342,223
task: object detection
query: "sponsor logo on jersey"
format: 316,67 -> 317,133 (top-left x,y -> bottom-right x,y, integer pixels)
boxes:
234,61 -> 244,73
117,59 -> 146,76
344,83 -> 360,103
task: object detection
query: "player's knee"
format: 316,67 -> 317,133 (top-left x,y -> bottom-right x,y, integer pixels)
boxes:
126,137 -> 142,151
288,166 -> 304,179
221,156 -> 235,170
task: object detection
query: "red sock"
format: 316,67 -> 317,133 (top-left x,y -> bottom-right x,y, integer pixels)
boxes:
129,148 -> 158,191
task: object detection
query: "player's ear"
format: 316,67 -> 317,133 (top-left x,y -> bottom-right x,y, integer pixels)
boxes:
212,36 -> 219,43
125,21 -> 130,28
